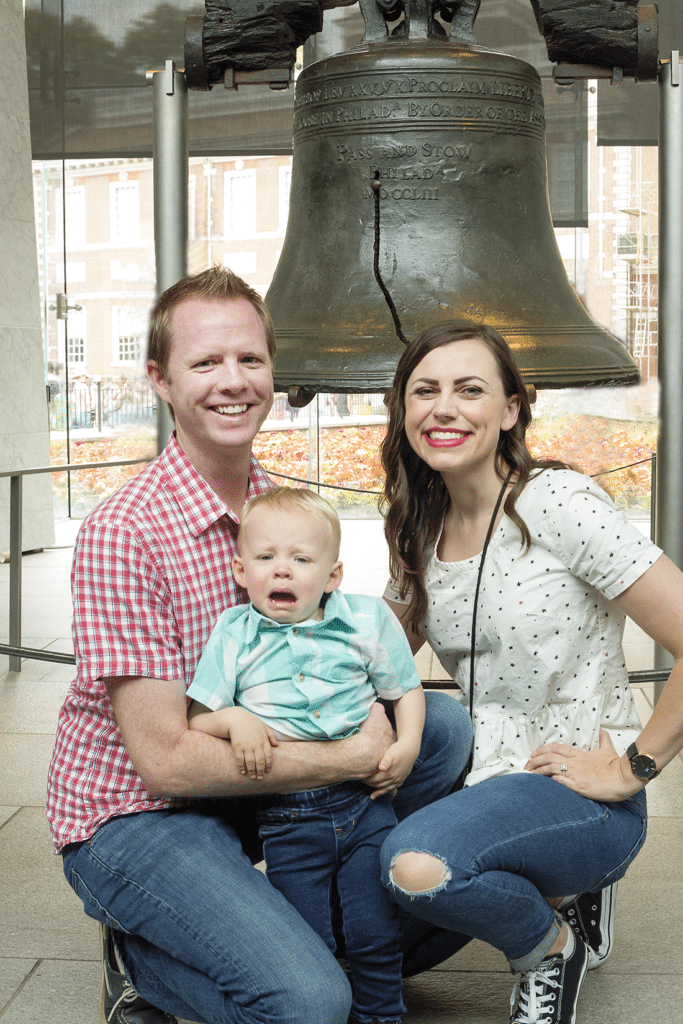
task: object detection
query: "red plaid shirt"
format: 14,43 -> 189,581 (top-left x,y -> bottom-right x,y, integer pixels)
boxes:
46,434 -> 272,852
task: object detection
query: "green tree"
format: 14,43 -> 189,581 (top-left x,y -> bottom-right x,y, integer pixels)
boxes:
120,2 -> 206,77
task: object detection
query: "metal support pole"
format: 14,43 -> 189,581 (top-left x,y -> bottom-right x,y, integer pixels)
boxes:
654,52 -> 683,702
650,450 -> 657,541
151,60 -> 188,453
9,475 -> 22,672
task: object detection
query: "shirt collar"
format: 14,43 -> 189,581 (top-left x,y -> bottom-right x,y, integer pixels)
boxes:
161,433 -> 273,537
244,589 -> 357,642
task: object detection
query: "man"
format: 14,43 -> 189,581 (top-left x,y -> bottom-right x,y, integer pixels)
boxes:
47,267 -> 470,1024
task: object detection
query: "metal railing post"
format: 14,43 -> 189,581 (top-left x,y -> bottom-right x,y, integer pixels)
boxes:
654,52 -> 683,703
151,59 -> 188,454
9,475 -> 22,672
650,451 -> 656,542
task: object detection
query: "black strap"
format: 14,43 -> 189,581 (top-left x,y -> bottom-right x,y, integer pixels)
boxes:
464,468 -> 513,777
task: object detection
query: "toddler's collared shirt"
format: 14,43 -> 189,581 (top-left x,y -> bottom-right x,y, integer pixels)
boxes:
187,589 -> 421,739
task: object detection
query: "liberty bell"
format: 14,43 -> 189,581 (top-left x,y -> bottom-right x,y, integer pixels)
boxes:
266,0 -> 640,402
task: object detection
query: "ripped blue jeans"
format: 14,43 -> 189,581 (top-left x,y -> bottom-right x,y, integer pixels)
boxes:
380,772 -> 647,972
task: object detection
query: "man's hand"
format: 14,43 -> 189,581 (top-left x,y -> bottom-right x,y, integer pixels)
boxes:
353,703 -> 399,795
350,704 -> 397,782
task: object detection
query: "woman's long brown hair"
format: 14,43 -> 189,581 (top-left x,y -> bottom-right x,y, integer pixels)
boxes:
380,320 -> 567,633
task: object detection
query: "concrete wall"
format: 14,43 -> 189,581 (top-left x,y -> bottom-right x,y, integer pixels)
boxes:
0,0 -> 54,551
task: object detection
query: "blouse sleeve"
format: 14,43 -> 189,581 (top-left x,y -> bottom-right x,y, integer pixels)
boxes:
538,471 -> 662,601
382,577 -> 411,605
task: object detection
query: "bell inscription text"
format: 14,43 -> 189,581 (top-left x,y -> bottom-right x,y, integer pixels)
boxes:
293,72 -> 545,137
292,65 -> 546,205
292,64 -> 545,207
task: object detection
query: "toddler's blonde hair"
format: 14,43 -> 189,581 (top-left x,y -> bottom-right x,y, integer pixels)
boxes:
239,487 -> 341,558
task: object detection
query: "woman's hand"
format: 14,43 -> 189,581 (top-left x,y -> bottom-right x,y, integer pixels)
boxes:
525,730 -> 645,802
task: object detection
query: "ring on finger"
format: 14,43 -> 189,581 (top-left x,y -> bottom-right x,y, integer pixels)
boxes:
560,763 -> 568,776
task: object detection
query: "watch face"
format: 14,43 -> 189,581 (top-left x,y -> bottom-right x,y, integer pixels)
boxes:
631,753 -> 657,780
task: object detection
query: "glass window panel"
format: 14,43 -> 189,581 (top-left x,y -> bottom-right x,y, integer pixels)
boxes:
67,260 -> 86,282
68,335 -> 85,363
225,251 -> 257,275
29,6 -> 661,526
188,173 -> 197,241
25,0 -> 295,160
597,5 -> 682,146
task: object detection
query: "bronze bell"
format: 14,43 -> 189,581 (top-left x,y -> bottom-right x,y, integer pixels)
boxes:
266,0 -> 640,401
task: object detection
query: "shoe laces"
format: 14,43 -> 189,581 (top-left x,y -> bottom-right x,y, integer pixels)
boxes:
510,958 -> 561,1023
106,977 -> 141,1021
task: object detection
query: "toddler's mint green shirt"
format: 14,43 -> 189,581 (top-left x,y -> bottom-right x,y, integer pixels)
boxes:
187,590 -> 421,740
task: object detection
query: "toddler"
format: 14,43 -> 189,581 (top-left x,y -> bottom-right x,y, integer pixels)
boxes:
187,487 -> 426,1024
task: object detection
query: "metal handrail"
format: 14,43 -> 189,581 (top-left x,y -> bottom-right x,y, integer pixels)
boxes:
0,643 -> 75,665
0,457 -> 149,480
1,455 -> 666,691
425,669 -> 670,689
1,457 -> 151,671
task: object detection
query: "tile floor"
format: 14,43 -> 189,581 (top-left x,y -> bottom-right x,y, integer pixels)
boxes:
1,518 -> 681,1023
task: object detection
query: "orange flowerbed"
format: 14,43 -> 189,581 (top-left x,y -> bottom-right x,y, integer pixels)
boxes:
50,414 -> 656,519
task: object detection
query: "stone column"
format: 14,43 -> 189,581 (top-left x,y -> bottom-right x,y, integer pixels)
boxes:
0,0 -> 54,551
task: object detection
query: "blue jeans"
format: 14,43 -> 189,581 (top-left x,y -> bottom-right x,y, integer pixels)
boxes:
259,783 -> 403,1024
381,772 -> 647,972
62,691 -> 472,1024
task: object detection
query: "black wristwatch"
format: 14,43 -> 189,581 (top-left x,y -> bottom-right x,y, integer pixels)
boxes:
626,742 -> 660,781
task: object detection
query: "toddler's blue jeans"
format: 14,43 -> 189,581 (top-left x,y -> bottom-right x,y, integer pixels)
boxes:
259,782 -> 403,1024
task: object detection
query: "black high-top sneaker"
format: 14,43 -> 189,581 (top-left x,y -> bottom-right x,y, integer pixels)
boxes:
558,882 -> 617,969
509,929 -> 589,1024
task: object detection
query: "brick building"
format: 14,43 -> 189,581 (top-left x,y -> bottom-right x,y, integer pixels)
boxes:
35,154 -> 292,381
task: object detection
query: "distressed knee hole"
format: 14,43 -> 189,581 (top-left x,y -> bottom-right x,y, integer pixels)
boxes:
389,851 -> 451,895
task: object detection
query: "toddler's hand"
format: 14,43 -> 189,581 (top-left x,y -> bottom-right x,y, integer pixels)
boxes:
227,708 -> 278,779
369,740 -> 419,798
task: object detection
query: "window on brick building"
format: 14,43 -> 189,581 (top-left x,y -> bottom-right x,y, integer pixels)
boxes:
110,180 -> 140,243
112,306 -> 146,364
224,170 -> 256,237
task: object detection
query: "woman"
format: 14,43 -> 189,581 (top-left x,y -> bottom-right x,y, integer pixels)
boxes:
379,320 -> 683,1024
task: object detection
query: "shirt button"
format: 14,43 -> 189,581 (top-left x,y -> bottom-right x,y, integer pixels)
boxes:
293,628 -> 300,636
298,673 -> 305,681
313,710 -> 320,718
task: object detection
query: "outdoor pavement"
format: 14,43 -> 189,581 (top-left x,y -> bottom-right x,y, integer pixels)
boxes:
0,517 -> 681,1023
